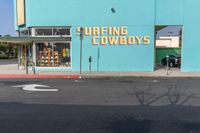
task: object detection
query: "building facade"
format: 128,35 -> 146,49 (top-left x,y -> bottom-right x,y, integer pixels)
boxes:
14,0 -> 200,72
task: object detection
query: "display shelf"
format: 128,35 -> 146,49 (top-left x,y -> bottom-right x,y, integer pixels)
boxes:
39,49 -> 59,67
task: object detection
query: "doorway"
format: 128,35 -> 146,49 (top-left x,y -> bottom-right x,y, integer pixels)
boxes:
19,44 -> 32,69
155,25 -> 183,70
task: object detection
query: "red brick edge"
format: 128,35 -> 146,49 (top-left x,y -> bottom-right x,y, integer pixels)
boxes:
0,74 -> 81,79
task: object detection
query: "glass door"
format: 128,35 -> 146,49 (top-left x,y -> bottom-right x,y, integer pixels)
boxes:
19,44 -> 33,69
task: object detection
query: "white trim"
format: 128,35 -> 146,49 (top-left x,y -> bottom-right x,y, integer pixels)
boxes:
35,67 -> 72,69
33,35 -> 72,37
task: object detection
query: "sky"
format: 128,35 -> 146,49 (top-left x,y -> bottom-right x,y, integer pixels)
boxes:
157,26 -> 182,38
0,0 -> 17,36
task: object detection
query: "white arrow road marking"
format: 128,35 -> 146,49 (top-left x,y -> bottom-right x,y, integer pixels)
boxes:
152,80 -> 160,83
12,84 -> 59,92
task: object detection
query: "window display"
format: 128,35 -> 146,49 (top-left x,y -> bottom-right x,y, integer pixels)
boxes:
36,42 -> 71,67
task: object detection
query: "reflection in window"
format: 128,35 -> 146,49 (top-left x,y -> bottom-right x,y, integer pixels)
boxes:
36,42 -> 71,67
35,29 -> 53,36
35,28 -> 71,36
20,30 -> 29,37
53,28 -> 70,36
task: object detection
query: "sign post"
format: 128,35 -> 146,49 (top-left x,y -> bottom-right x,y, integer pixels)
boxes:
80,27 -> 84,76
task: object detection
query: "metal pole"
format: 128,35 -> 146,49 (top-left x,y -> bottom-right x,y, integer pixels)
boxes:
97,48 -> 100,72
26,57 -> 28,75
25,45 -> 28,75
166,55 -> 169,75
89,62 -> 91,73
80,39 -> 82,75
80,27 -> 83,76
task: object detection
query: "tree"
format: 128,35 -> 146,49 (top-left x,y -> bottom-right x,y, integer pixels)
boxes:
4,34 -> 11,37
0,34 -> 17,58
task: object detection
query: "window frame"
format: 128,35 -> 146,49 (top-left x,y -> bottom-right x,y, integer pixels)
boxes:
34,27 -> 71,37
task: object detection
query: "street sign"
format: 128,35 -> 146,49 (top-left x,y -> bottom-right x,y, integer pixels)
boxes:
12,84 -> 59,92
80,27 -> 84,41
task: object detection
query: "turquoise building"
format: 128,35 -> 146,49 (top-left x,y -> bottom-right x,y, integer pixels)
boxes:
13,0 -> 200,72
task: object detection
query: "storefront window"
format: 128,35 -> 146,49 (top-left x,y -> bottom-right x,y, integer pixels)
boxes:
35,29 -> 53,36
35,27 -> 71,36
19,28 -> 32,37
20,29 -> 29,37
36,42 -> 71,67
53,28 -> 70,36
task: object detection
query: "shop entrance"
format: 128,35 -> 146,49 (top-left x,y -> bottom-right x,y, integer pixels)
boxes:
19,44 -> 32,69
155,25 -> 183,71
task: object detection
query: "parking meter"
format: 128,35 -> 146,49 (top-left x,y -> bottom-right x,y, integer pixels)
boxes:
166,55 -> 169,67
89,56 -> 92,63
89,56 -> 92,73
26,58 -> 29,75
166,55 -> 169,75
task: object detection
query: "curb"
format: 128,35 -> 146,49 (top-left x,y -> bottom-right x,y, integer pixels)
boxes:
1,74 -> 200,79
81,74 -> 200,78
0,74 -> 80,79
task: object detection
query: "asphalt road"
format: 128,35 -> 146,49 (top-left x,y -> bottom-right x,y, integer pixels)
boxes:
0,77 -> 200,133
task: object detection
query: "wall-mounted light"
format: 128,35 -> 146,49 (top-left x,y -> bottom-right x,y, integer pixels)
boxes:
111,7 -> 116,13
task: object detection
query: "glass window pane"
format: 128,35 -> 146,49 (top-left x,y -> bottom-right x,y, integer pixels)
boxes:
20,30 -> 29,37
29,29 -> 32,36
35,29 -> 53,36
36,43 -> 52,67
36,42 -> 71,67
53,43 -> 71,67
53,28 -> 70,36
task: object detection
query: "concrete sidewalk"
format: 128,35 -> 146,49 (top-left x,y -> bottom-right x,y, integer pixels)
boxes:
83,69 -> 200,78
82,66 -> 200,78
0,59 -> 80,78
1,59 -> 200,78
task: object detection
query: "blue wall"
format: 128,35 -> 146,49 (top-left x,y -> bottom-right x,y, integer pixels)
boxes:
156,0 -> 184,25
182,0 -> 200,72
156,0 -> 200,72
25,0 -> 155,27
17,0 -> 155,72
15,0 -> 200,72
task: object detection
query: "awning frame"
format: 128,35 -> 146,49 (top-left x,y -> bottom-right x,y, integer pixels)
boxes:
0,37 -> 71,45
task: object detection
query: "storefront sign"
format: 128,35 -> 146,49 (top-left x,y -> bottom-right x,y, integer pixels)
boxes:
77,27 -> 150,45
16,0 -> 25,26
